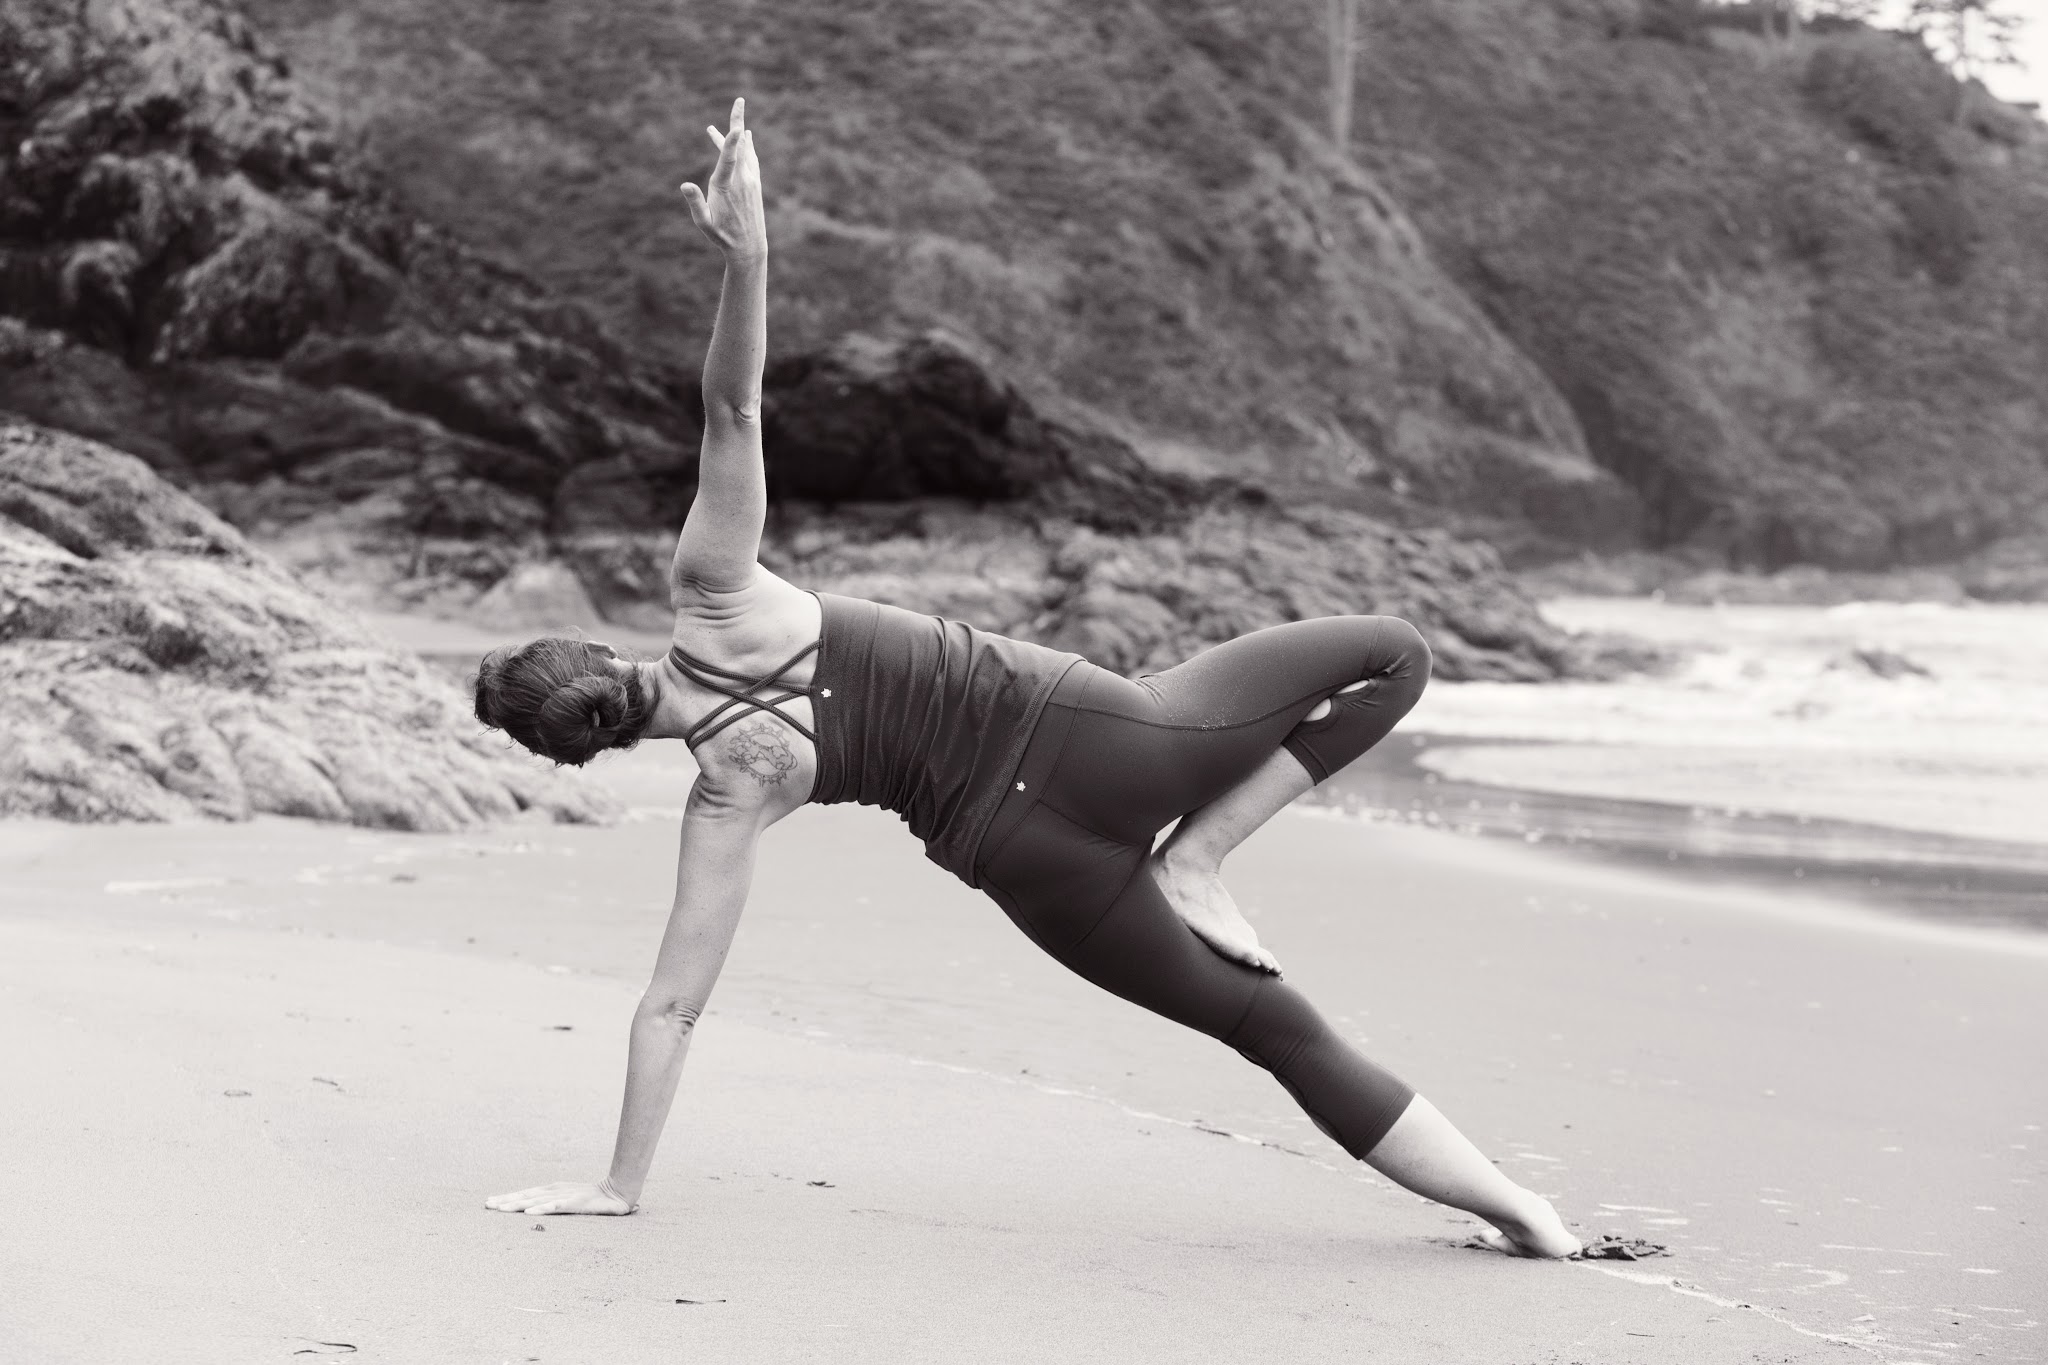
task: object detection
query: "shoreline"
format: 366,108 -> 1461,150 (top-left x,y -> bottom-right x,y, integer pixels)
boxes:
1375,595 -> 2048,935
1317,731 -> 2048,937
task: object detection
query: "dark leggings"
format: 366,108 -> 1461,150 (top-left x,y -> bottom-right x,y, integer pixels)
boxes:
972,615 -> 1433,1159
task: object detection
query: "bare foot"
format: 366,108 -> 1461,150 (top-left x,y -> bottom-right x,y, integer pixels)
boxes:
1145,852 -> 1281,974
1472,1195 -> 1583,1259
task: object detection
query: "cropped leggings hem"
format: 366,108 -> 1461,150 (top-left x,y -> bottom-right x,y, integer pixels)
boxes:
972,613 -> 1431,1159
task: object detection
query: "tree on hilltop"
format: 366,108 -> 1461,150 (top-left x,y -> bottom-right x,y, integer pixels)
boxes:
1901,0 -> 2028,82
1790,0 -> 2031,80
1328,0 -> 1360,151
1760,0 -> 1803,43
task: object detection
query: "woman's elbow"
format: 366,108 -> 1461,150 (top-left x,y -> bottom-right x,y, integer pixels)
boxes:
637,997 -> 703,1033
707,396 -> 762,429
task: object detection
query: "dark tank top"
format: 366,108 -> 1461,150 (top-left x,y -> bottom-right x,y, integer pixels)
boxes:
804,588 -> 1085,888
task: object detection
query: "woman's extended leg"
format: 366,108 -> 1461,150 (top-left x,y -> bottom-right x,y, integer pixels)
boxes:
979,817 -> 1577,1256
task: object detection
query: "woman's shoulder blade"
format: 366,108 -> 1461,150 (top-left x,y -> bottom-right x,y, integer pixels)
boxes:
689,713 -> 817,819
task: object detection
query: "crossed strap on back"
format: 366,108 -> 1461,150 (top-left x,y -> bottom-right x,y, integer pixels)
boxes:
668,637 -> 823,750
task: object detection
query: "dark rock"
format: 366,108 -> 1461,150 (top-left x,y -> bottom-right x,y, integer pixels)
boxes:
760,330 -> 1211,534
1831,647 -> 1935,680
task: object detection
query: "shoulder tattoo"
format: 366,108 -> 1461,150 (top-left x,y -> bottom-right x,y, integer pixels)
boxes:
721,715 -> 799,787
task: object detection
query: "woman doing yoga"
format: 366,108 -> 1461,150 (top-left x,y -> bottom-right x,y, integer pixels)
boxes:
477,100 -> 1581,1259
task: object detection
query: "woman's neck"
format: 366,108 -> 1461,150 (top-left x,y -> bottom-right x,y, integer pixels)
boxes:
628,659 -> 692,742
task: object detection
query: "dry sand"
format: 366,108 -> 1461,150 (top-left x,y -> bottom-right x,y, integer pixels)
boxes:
3,750 -> 2043,1363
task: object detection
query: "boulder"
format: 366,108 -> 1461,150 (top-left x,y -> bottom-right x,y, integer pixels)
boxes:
1959,534 -> 2048,603
1829,647 -> 1935,681
0,420 -> 615,829
759,330 -> 1215,534
469,560 -> 606,632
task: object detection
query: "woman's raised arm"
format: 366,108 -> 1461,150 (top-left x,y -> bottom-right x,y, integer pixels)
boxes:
672,96 -> 769,597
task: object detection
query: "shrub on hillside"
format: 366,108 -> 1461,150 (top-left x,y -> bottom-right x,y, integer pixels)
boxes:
1637,0 -> 1715,45
1887,176 -> 1980,285
1801,33 -> 1960,174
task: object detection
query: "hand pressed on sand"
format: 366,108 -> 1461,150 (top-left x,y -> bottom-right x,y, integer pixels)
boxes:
486,1178 -> 636,1217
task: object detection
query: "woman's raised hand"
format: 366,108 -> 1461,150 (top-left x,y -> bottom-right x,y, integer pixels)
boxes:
680,96 -> 766,260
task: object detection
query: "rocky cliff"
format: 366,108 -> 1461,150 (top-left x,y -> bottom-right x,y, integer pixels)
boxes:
244,0 -> 2048,571
1,0 -> 693,548
0,419 -> 614,828
1327,1 -> 2048,569
0,0 -> 1600,686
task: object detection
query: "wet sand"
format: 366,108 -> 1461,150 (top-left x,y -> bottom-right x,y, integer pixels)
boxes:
4,755 -> 2043,1362
1314,733 -> 2048,932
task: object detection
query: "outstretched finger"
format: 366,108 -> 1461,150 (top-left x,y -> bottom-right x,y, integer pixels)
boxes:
729,95 -> 745,137
707,126 -> 738,186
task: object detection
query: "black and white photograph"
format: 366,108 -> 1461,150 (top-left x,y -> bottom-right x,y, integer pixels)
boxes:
2,0 -> 2044,1359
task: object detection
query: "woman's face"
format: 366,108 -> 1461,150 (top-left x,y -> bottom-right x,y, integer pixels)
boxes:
594,644 -> 652,690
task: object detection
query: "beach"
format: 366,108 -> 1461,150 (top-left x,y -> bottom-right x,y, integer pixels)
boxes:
4,724 -> 2043,1362
10,0 -> 2048,1355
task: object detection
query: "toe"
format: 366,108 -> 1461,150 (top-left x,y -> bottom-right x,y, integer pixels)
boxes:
1472,1228 -> 1527,1257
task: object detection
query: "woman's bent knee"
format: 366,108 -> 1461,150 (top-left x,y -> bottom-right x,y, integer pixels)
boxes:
1367,615 -> 1431,684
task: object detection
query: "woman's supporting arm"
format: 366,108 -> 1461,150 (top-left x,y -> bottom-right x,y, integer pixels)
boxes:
603,778 -> 773,1204
673,97 -> 771,595
486,768 -> 788,1217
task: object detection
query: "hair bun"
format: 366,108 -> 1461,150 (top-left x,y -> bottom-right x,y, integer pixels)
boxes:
540,673 -> 630,763
470,636 -> 653,767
